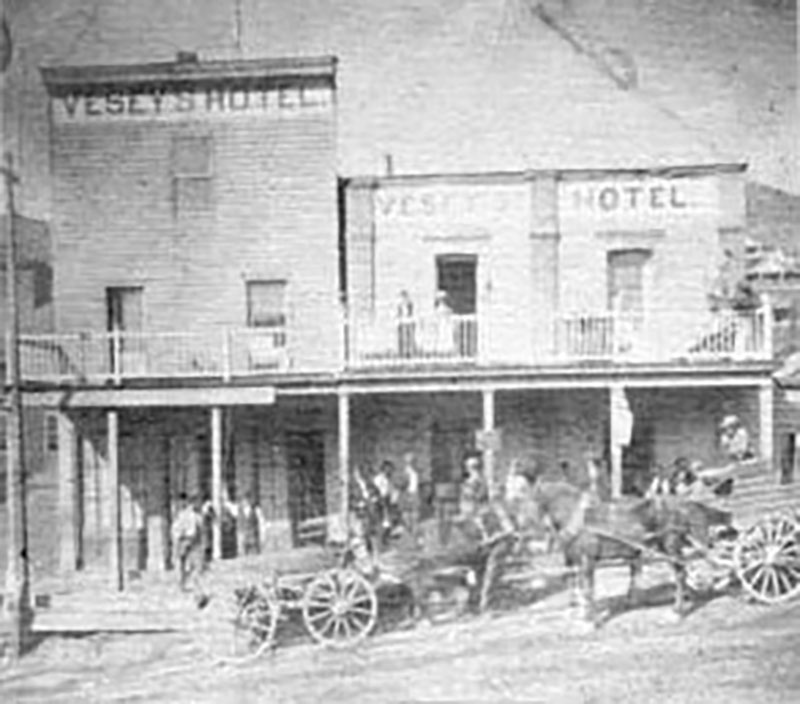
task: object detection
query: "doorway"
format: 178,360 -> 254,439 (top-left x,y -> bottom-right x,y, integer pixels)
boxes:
107,286 -> 144,375
436,255 -> 477,314
286,431 -> 327,546
435,255 -> 478,357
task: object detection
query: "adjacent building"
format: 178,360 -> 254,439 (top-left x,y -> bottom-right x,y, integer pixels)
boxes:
27,55 -> 343,583
1,213 -> 56,580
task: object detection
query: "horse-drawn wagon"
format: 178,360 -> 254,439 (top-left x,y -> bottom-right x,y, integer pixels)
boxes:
230,512 -> 513,657
230,457 -> 799,654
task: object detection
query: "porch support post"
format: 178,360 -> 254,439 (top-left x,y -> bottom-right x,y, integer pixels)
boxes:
57,413 -> 79,573
107,410 -> 123,590
759,382 -> 774,472
482,387 -> 496,498
211,406 -> 223,560
338,391 -> 350,518
609,385 -> 631,499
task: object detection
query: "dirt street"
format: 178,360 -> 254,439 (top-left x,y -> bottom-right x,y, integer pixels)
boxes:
2,578 -> 800,704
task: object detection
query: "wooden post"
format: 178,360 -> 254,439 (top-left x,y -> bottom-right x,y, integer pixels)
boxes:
57,413 -> 79,573
609,385 -> 631,499
338,392 -> 350,520
211,407 -> 223,560
107,410 -> 123,590
759,382 -> 774,474
482,388 -> 496,498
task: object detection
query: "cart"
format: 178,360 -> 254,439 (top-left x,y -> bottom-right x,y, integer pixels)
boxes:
230,512 -> 513,657
231,534 -> 380,657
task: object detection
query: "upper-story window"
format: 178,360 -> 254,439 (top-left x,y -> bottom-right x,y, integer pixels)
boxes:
171,134 -> 214,216
247,279 -> 287,339
607,249 -> 651,315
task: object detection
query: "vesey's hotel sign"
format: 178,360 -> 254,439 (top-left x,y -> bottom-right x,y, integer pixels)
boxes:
559,177 -> 718,223
51,85 -> 332,124
375,184 -> 528,228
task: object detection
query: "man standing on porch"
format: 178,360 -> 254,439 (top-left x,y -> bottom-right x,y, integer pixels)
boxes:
171,494 -> 206,601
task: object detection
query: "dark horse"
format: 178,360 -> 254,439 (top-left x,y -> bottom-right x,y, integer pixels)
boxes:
518,476 -> 730,625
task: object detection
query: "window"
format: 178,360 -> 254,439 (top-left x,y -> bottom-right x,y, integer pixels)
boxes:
247,280 -> 287,330
107,287 -> 144,333
45,413 -> 59,453
0,413 -> 6,452
607,249 -> 651,314
171,134 -> 213,215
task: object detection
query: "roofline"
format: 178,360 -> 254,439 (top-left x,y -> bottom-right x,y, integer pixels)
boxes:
40,55 -> 338,92
341,163 -> 748,189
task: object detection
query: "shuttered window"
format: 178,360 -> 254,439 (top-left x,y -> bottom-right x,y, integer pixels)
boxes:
171,135 -> 213,215
607,249 -> 650,313
247,280 -> 287,328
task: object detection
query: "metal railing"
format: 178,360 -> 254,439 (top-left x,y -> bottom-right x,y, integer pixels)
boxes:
18,326 -> 290,383
347,312 -> 478,368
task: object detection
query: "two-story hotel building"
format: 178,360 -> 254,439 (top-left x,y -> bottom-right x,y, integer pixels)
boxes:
340,166 -> 775,516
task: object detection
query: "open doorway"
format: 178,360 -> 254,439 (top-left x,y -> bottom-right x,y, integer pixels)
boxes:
435,255 -> 478,357
436,254 -> 477,314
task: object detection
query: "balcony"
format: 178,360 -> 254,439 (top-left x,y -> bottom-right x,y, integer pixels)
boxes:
345,306 -> 773,370
347,313 -> 479,368
17,327 -> 290,384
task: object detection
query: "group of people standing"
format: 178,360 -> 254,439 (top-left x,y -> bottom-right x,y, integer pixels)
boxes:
350,452 -> 421,549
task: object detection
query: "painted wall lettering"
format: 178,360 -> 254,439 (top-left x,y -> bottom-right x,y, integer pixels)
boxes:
375,185 -> 528,226
559,177 -> 716,222
51,85 -> 333,124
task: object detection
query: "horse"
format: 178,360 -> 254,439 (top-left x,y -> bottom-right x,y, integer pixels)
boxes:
512,475 -> 729,626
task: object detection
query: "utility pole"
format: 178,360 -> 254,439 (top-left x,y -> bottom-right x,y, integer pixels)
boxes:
2,151 -> 32,660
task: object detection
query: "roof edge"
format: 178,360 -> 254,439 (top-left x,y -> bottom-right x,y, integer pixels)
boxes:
40,55 -> 338,92
342,163 -> 748,189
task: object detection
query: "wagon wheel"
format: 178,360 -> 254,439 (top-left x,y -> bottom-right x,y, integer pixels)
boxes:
232,589 -> 280,659
733,514 -> 800,605
302,568 -> 378,647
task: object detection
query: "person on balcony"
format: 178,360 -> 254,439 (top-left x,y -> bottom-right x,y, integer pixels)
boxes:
433,290 -> 455,356
396,290 -> 416,358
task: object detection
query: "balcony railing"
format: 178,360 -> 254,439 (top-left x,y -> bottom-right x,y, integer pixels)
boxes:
17,306 -> 773,383
17,327 -> 290,383
345,306 -> 772,369
347,313 -> 478,368
557,307 -> 772,363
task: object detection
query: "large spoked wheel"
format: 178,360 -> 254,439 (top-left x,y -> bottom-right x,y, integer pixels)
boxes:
302,568 -> 378,647
232,587 -> 280,658
734,514 -> 800,605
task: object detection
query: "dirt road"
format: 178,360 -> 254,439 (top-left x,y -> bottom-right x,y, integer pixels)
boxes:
2,579 -> 800,703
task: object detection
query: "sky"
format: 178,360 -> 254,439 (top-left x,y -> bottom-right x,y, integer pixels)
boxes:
0,0 -> 797,219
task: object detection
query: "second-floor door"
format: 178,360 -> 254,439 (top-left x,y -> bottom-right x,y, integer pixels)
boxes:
107,286 -> 144,374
